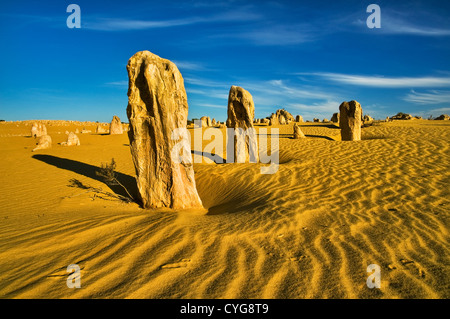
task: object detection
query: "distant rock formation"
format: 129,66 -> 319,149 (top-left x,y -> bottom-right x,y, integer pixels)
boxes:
200,116 -> 211,127
126,50 -> 202,209
110,116 -> 123,134
60,132 -> 80,146
31,123 -> 47,138
32,135 -> 52,151
331,113 -> 340,123
96,125 -> 108,134
293,123 -> 305,139
363,115 -> 374,125
268,109 -> 294,125
31,123 -> 39,137
295,115 -> 303,122
41,124 -> 47,136
313,118 -> 320,123
211,118 -> 216,126
339,100 -> 362,141
390,112 -> 412,120
323,118 -> 330,123
268,114 -> 277,126
435,114 -> 450,120
226,85 -> 258,163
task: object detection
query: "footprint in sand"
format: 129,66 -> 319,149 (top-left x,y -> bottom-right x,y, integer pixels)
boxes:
399,259 -> 426,278
419,269 -> 426,278
388,264 -> 397,270
288,256 -> 306,262
161,259 -> 191,269
400,258 -> 414,265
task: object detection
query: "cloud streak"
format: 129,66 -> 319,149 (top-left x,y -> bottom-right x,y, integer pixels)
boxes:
172,61 -> 206,71
352,10 -> 450,37
104,80 -> 128,88
213,24 -> 316,46
381,13 -> 450,37
403,90 -> 450,104
83,10 -> 262,31
184,75 -> 342,119
300,73 -> 450,88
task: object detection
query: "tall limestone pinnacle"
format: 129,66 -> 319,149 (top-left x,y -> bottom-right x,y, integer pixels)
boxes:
126,50 -> 203,209
339,100 -> 362,141
226,85 -> 259,163
110,116 -> 123,135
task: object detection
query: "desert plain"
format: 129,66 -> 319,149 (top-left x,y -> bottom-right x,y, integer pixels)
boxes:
0,118 -> 448,298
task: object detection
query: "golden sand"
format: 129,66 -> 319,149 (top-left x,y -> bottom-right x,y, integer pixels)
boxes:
0,120 -> 448,298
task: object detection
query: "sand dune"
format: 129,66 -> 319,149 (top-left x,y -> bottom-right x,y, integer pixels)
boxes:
0,120 -> 448,298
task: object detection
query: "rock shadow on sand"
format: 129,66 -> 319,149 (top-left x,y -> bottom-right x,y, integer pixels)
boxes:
206,196 -> 270,215
302,124 -> 340,129
32,154 -> 138,201
191,150 -> 226,164
304,134 -> 336,141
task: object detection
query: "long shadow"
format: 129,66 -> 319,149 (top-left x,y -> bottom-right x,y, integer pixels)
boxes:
191,150 -> 226,164
256,133 -> 293,138
259,133 -> 336,141
32,154 -> 138,200
302,124 -> 340,129
206,196 -> 270,215
305,135 -> 336,141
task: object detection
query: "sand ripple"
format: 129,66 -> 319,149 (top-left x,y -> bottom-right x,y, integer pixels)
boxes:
0,120 -> 448,298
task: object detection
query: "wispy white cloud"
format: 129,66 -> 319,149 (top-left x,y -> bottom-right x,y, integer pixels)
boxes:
83,10 -> 262,31
184,77 -> 231,89
195,103 -> 227,109
183,76 -> 342,119
429,107 -> 450,113
299,72 -> 450,88
186,88 -> 228,100
244,79 -> 343,119
380,14 -> 450,36
287,100 -> 340,113
385,24 -> 450,36
283,100 -> 342,120
225,24 -> 315,46
403,90 -> 450,104
104,80 -> 128,88
172,60 -> 206,71
351,10 -> 450,37
84,17 -> 195,31
236,79 -> 331,103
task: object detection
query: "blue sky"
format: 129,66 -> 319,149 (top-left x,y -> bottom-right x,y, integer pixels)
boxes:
1,0 -> 450,122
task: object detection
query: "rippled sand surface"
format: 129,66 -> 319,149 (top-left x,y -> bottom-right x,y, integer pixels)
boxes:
0,120 -> 448,298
